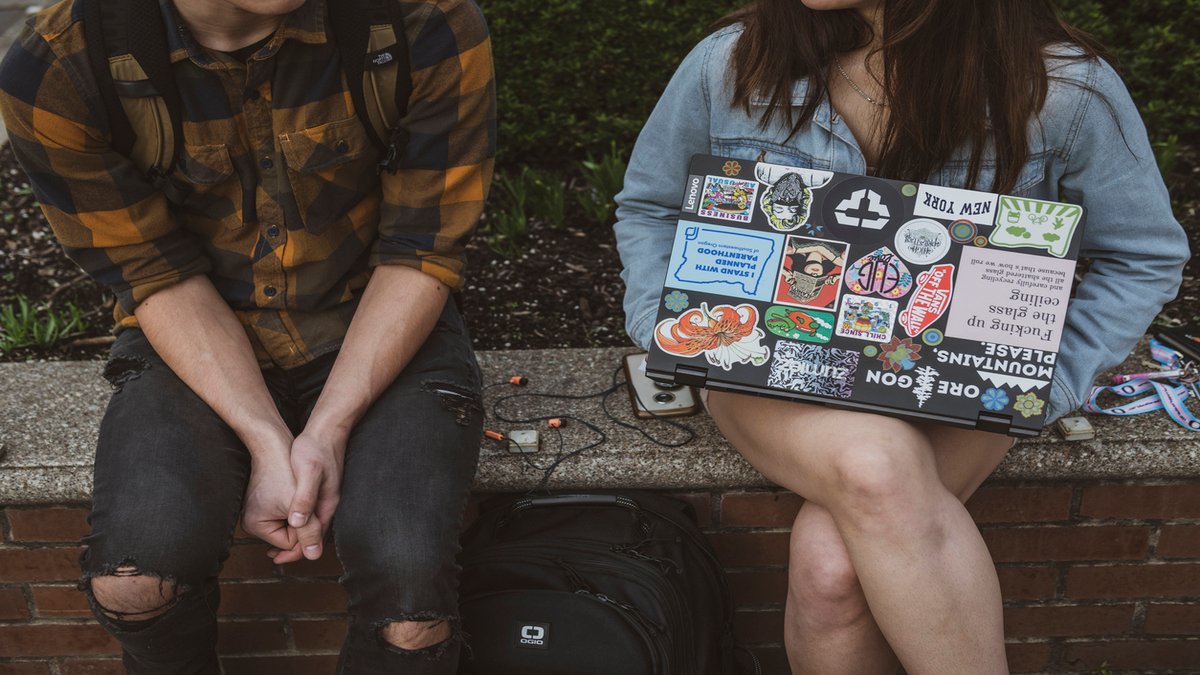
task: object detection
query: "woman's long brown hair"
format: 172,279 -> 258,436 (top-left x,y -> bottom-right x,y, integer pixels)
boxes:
715,0 -> 1110,193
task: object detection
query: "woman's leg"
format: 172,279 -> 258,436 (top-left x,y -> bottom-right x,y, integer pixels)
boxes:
707,391 -> 1012,675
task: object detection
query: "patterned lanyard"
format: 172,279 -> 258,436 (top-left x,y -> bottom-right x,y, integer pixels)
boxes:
1084,338 -> 1200,432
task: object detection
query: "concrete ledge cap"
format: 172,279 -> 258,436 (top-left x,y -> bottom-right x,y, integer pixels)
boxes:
2,343 -> 1198,504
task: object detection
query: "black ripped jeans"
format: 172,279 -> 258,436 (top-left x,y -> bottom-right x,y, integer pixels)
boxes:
80,302 -> 483,674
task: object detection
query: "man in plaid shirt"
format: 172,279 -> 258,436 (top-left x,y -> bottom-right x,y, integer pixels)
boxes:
0,0 -> 494,671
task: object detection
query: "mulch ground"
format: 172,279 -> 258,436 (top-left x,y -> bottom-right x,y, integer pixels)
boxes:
1,143 -> 1197,362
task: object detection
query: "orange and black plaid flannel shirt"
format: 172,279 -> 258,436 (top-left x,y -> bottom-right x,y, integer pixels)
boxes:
0,0 -> 495,368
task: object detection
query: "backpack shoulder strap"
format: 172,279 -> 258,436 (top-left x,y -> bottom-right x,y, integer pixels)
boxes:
329,0 -> 413,174
82,0 -> 183,188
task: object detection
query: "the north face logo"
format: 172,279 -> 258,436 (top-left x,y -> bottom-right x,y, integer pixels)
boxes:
371,52 -> 395,67
517,622 -> 550,650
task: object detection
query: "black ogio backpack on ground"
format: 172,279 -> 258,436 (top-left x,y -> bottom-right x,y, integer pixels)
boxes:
458,492 -> 739,675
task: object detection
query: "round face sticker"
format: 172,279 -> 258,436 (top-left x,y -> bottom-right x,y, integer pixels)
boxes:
894,219 -> 951,265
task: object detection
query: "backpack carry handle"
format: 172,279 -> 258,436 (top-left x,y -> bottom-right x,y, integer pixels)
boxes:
511,494 -> 641,513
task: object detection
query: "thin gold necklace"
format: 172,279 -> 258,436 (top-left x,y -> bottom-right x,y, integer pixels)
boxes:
833,54 -> 887,108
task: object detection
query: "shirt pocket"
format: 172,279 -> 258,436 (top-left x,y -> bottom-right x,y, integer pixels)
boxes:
712,138 -> 830,171
175,143 -> 241,233
936,152 -> 1047,196
278,116 -> 380,236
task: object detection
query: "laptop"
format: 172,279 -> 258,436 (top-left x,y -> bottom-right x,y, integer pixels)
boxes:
644,154 -> 1085,436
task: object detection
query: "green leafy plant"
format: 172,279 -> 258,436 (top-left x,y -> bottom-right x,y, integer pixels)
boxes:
1153,133 -> 1179,178
524,167 -> 567,228
482,170 -> 530,257
0,295 -> 88,353
576,142 -> 627,225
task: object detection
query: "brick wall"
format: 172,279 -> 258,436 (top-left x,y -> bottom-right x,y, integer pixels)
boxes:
1,480 -> 1198,674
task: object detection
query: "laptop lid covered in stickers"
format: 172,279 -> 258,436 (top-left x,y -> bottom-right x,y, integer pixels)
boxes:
644,155 -> 1086,437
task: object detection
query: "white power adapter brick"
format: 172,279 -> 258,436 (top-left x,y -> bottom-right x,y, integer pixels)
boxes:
1055,416 -> 1095,441
507,429 -> 539,453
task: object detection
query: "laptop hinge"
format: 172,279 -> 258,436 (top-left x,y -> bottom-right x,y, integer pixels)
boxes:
976,411 -> 1013,435
673,364 -> 709,388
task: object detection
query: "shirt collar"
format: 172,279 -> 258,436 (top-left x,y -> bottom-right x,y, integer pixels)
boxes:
162,0 -> 327,66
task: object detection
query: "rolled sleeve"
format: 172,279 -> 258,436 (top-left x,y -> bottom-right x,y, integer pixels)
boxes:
0,26 -> 209,314
372,0 -> 496,290
613,29 -> 729,349
1048,59 -> 1190,422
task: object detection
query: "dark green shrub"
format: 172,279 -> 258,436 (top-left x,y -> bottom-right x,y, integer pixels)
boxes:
481,0 -> 738,170
1060,0 -> 1200,147
481,0 -> 1198,171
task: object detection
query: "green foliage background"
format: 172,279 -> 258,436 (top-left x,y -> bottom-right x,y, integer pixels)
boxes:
479,0 -> 1199,170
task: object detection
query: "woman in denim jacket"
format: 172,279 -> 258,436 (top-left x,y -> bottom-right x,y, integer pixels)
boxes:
614,0 -> 1189,672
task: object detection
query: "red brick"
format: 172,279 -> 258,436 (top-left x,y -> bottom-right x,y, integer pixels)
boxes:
996,566 -> 1058,600
1003,604 -> 1133,637
58,661 -> 124,675
1144,603 -> 1200,635
1079,483 -> 1200,520
216,619 -> 289,654
31,585 -> 91,618
291,618 -> 348,650
0,587 -> 30,620
0,624 -> 119,657
1063,639 -> 1200,670
1066,563 -> 1200,599
276,552 -> 343,578
720,492 -> 803,528
5,508 -> 90,543
220,544 -> 277,579
0,663 -> 54,675
220,656 -> 340,675
733,609 -> 784,646
1005,641 -> 1051,674
981,526 -> 1151,562
0,547 -> 82,582
1157,525 -> 1200,559
665,492 -> 713,528
727,569 -> 787,608
218,581 -> 346,615
966,485 -> 1073,524
708,532 -> 790,568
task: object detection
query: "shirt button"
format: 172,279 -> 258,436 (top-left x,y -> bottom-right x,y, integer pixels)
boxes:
335,140 -> 350,154
245,89 -> 260,101
266,226 -> 280,237
263,286 -> 277,297
260,156 -> 274,169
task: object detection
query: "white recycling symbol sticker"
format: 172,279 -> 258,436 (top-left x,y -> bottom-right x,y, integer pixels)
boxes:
835,189 -> 891,229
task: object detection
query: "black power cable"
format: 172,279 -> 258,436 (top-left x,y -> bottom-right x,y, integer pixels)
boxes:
485,360 -> 698,494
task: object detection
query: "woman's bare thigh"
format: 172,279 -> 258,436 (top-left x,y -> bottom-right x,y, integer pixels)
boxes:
705,391 -> 1014,504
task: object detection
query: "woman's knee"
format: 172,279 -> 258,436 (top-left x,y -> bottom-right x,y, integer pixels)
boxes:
823,426 -> 940,527
788,515 -> 869,627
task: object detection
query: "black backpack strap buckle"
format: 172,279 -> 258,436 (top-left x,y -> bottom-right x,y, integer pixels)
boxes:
378,126 -> 410,175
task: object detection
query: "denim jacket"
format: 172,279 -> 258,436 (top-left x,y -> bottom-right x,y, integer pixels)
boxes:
614,25 -> 1190,424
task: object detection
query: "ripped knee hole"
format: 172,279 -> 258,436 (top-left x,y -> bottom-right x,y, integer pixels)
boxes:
86,566 -> 183,620
377,615 -> 461,657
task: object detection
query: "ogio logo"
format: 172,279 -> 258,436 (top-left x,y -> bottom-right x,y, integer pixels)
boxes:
517,622 -> 550,649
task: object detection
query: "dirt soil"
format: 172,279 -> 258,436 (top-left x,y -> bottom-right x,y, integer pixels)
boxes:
1,143 -> 1197,362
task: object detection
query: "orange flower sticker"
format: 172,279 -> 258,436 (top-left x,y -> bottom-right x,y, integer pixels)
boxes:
722,161 -> 742,177
654,303 -> 769,371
